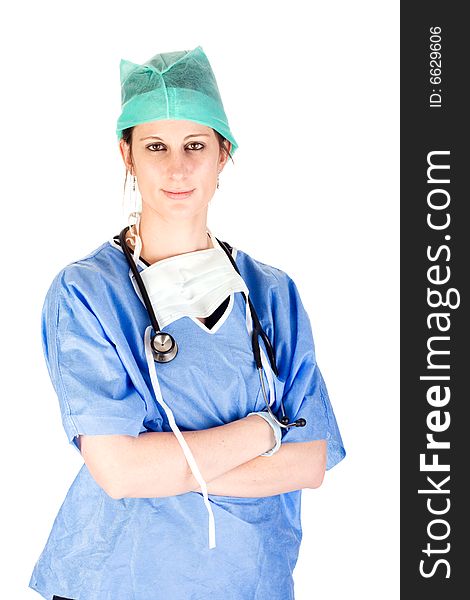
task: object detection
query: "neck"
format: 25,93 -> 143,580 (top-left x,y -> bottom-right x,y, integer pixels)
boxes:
133,210 -> 213,264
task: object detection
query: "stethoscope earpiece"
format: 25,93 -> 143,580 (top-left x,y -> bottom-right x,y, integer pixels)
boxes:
151,332 -> 178,363
279,415 -> 307,428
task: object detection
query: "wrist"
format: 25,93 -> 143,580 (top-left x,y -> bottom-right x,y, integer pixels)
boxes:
245,414 -> 275,453
246,411 -> 282,456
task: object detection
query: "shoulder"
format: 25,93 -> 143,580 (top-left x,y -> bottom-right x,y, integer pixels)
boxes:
43,240 -> 125,310
232,246 -> 291,287
231,245 -> 300,309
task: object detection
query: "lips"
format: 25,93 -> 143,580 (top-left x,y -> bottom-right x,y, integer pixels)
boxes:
163,189 -> 195,199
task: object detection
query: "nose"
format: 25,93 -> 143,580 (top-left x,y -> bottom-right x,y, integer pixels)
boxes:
167,151 -> 190,182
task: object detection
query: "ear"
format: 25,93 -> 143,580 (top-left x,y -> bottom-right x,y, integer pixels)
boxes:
219,141 -> 232,170
118,138 -> 133,173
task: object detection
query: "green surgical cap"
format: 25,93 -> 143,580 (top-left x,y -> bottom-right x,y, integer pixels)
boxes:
116,45 -> 238,155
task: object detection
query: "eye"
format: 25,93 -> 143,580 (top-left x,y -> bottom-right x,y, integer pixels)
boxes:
145,142 -> 205,152
186,142 -> 205,151
146,143 -> 165,152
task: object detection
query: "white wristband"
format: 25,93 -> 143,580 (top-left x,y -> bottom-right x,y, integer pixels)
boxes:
247,410 -> 282,456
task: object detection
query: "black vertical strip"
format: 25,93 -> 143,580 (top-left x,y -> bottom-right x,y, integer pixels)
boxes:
401,4 -> 467,597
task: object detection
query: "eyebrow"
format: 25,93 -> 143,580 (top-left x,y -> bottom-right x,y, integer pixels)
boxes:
140,133 -> 212,141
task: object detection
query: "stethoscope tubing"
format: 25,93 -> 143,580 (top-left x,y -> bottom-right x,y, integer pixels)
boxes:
118,226 -> 305,430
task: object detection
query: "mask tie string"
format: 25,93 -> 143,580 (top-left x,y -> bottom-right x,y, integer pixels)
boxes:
143,325 -> 216,550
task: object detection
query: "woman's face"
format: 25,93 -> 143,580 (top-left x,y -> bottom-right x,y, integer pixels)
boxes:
119,120 -> 230,222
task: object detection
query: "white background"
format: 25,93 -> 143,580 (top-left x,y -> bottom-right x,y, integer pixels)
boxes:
1,1 -> 399,598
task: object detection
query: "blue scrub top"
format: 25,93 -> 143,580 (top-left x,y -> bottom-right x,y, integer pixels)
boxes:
29,236 -> 346,600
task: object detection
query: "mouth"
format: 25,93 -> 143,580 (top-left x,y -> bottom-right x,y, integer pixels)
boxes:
163,188 -> 195,199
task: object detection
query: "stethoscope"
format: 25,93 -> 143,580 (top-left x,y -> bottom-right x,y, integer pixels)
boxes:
119,226 -> 306,430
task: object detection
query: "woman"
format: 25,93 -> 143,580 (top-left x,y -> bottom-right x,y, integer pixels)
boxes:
29,45 -> 345,600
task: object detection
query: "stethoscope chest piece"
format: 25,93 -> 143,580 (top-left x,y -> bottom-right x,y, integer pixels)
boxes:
151,331 -> 178,363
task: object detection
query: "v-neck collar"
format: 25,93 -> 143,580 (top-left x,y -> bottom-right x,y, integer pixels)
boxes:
188,292 -> 234,334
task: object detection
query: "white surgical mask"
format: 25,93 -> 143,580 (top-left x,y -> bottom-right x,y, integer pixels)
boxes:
137,229 -> 249,328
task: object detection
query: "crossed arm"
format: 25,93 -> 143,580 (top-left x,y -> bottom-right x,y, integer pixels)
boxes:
189,439 -> 327,497
79,415 -> 327,500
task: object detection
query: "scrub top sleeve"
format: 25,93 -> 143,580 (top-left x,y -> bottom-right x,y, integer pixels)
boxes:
41,271 -> 148,454
275,274 -> 346,470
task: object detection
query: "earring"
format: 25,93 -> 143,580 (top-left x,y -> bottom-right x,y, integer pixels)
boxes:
217,172 -> 220,189
129,174 -> 142,215
126,173 -> 142,266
